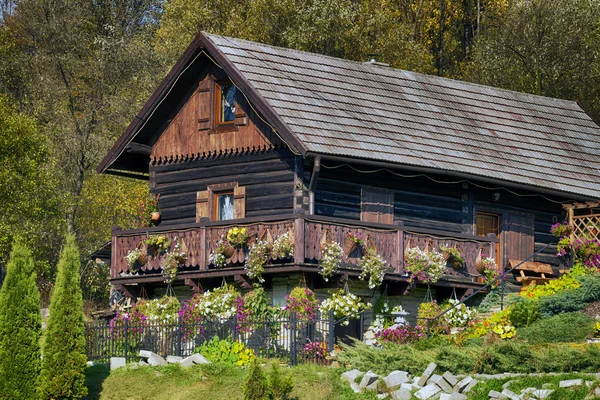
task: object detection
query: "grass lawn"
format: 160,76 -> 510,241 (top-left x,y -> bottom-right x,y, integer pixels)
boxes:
83,362 -> 380,400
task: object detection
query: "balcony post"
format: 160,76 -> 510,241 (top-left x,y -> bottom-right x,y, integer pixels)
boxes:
395,221 -> 404,273
199,227 -> 207,271
294,217 -> 305,264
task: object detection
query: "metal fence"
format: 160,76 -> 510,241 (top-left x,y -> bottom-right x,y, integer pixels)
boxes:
85,311 -> 336,366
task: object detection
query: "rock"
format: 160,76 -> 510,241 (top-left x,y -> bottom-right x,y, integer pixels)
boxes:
440,394 -> 451,400
190,353 -> 211,364
442,371 -> 458,387
138,360 -> 148,366
535,389 -> 554,399
414,384 -> 441,400
110,357 -> 126,370
392,387 -> 412,400
447,393 -> 467,400
418,363 -> 438,387
501,388 -> 520,400
595,387 -> 600,397
502,381 -> 512,389
86,361 -> 95,367
341,369 -> 362,384
559,379 -> 583,388
359,371 -> 379,390
377,394 -> 389,399
520,387 -> 537,395
383,370 -> 410,389
454,376 -> 473,392
430,374 -> 453,393
586,381 -> 594,387
179,357 -> 194,368
138,350 -> 153,358
400,383 -> 413,391
488,390 -> 501,399
462,378 -> 478,393
166,355 -> 183,364
147,353 -> 167,366
350,381 -> 361,393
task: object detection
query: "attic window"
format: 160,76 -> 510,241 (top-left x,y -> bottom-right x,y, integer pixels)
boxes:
216,82 -> 236,124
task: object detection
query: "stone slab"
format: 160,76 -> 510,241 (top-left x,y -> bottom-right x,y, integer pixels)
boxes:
418,363 -> 438,387
430,374 -> 453,393
359,371 -> 379,389
454,376 -> 473,392
447,393 -> 467,400
488,390 -> 501,399
110,357 -> 126,371
179,357 -> 194,367
147,353 -> 167,366
166,355 -> 183,364
442,371 -> 458,387
384,370 -> 410,389
350,381 -> 361,393
462,378 -> 478,393
535,389 -> 554,399
341,369 -> 362,384
138,350 -> 153,358
414,383 -> 441,400
559,379 -> 583,388
392,387 -> 412,400
190,353 -> 211,364
501,388 -> 520,400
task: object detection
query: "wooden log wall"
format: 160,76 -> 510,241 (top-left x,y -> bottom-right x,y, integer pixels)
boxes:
150,149 -> 295,225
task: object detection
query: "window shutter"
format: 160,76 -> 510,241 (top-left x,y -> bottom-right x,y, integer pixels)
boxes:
361,186 -> 394,224
502,213 -> 535,266
196,190 -> 210,222
198,80 -> 212,131
233,186 -> 246,219
234,93 -> 247,126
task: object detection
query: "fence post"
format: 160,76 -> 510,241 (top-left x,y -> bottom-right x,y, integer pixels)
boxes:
177,314 -> 183,357
290,312 -> 297,366
124,317 -> 129,363
359,312 -> 364,342
233,315 -> 238,342
328,310 -> 335,352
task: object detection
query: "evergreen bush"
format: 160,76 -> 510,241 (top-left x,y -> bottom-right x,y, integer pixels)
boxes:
539,275 -> 600,317
509,298 -> 540,327
0,243 -> 41,400
268,362 -> 293,400
243,358 -> 269,400
39,235 -> 88,399
518,312 -> 594,344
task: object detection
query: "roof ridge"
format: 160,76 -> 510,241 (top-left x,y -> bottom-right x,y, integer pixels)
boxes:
205,32 -> 580,108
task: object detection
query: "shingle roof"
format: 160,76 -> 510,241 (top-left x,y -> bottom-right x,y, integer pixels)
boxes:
206,34 -> 600,199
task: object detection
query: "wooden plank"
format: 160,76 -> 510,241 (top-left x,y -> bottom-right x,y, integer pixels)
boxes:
509,259 -> 553,275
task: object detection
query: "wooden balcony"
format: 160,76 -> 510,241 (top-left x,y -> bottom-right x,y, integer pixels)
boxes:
110,213 -> 498,289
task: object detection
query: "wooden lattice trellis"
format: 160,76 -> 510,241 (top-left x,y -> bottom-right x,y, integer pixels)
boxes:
564,202 -> 600,240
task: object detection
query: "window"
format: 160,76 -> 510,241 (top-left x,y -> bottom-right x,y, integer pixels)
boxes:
215,82 -> 236,124
476,212 -> 500,237
214,191 -> 234,221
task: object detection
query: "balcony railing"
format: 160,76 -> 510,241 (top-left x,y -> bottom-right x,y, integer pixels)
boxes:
111,213 -> 498,284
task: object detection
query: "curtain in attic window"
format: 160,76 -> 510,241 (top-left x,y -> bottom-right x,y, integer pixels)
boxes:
218,194 -> 235,220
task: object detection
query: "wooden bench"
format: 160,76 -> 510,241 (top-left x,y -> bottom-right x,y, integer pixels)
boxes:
508,259 -> 555,286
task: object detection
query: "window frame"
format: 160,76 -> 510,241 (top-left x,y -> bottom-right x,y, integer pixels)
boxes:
213,190 -> 235,221
214,81 -> 236,126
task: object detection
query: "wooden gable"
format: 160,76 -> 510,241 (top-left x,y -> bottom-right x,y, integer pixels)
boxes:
151,65 -> 284,162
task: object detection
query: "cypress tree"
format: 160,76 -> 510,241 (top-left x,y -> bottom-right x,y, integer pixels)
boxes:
0,242 -> 42,400
243,358 -> 269,400
39,235 -> 88,399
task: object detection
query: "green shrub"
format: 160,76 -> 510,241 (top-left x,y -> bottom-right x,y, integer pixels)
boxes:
435,346 -> 481,374
268,362 -> 293,400
0,243 -> 42,400
243,359 -> 269,400
196,336 -> 255,366
477,288 -> 520,313
39,235 -> 88,399
539,275 -> 600,317
509,298 -> 540,327
477,342 -> 533,373
518,312 -> 594,344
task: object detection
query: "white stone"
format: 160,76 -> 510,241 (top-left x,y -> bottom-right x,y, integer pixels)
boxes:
147,353 -> 167,366
462,378 -> 478,393
341,369 -> 362,384
350,381 -> 361,393
502,381 -> 512,389
359,371 -> 379,390
488,390 -> 501,399
454,376 -> 473,392
166,355 -> 183,363
400,383 -> 413,391
138,360 -> 148,366
179,357 -> 195,368
392,388 -> 413,400
439,394 -> 451,400
595,387 -> 600,397
447,393 -> 467,400
501,388 -> 520,400
190,353 -> 211,364
430,374 -> 453,393
110,357 -> 126,370
377,394 -> 389,399
442,371 -> 458,387
138,350 -> 153,358
414,384 -> 441,400
86,361 -> 95,367
559,379 -> 583,388
383,370 -> 410,389
535,389 -> 554,399
418,363 -> 438,387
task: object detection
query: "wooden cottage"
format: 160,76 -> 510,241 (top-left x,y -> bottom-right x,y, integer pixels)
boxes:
98,32 -> 600,306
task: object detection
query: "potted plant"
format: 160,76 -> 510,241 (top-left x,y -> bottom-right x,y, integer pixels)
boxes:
272,231 -> 294,259
125,248 -> 147,270
440,244 -> 466,269
319,240 -> 344,282
227,227 -> 249,248
245,240 -> 271,283
320,290 -> 370,326
404,244 -> 446,284
344,231 -> 365,255
550,221 -> 572,238
144,235 -> 171,256
284,287 -> 319,321
479,256 -> 500,288
358,248 -> 387,289
162,239 -> 187,284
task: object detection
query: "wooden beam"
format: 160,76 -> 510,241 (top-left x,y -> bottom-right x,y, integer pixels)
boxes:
126,142 -> 152,155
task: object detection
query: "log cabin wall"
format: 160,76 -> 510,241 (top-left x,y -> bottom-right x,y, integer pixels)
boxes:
151,149 -> 296,225
150,65 -> 284,163
310,162 -> 564,266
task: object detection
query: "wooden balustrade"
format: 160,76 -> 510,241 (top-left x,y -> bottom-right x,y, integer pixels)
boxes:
111,214 -> 498,282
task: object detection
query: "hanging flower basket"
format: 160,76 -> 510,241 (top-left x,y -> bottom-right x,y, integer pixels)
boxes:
440,243 -> 466,269
344,231 -> 365,256
475,248 -> 486,274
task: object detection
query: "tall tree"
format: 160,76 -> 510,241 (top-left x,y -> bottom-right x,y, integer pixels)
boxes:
39,235 -> 87,400
0,242 -> 41,400
463,0 -> 600,120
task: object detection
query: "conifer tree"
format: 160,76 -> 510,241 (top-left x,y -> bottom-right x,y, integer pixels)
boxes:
243,358 -> 269,400
39,235 -> 88,399
0,242 -> 42,400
